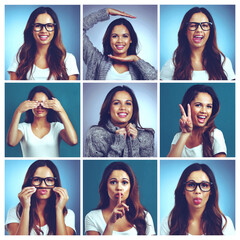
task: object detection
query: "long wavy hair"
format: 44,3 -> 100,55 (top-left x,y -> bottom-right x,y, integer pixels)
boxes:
173,7 -> 227,80
16,160 -> 67,235
24,85 -> 61,123
102,18 -> 138,57
97,162 -> 148,235
181,85 -> 220,157
16,7 -> 68,80
169,163 -> 227,235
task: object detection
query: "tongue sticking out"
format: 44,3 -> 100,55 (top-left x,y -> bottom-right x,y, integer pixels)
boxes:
193,36 -> 203,43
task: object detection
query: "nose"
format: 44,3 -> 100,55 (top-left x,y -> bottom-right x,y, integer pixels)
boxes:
194,185 -> 202,194
196,24 -> 203,32
201,105 -> 207,113
40,25 -> 47,33
116,182 -> 123,190
119,104 -> 126,110
40,179 -> 47,187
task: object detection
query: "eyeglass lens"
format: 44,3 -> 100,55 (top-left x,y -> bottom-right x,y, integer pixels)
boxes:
31,177 -> 55,186
185,181 -> 211,192
188,22 -> 211,31
33,23 -> 55,32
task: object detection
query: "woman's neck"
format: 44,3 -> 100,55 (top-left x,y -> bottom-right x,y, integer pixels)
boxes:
190,47 -> 205,71
36,44 -> 50,56
32,117 -> 49,126
36,199 -> 48,214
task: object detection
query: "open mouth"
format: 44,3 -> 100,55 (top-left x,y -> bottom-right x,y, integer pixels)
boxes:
116,45 -> 125,50
193,198 -> 202,205
193,35 -> 204,43
197,115 -> 207,124
118,112 -> 128,118
39,35 -> 49,41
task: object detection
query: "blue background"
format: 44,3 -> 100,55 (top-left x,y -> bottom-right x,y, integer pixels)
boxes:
160,83 -> 235,157
5,83 -> 80,157
83,83 -> 158,157
5,5 -> 80,80
83,159 -> 157,235
160,160 -> 235,229
160,5 -> 235,72
5,159 -> 80,235
83,5 -> 158,79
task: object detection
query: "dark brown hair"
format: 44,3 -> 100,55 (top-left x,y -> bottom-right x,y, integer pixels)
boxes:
102,18 -> 138,57
181,85 -> 220,157
16,7 -> 68,80
24,85 -> 61,123
169,163 -> 227,235
16,160 -> 67,235
97,162 -> 148,235
173,7 -> 228,80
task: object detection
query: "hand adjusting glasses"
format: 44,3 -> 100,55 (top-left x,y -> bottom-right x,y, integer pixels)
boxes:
187,22 -> 212,31
30,177 -> 57,187
184,180 -> 212,192
33,23 -> 56,32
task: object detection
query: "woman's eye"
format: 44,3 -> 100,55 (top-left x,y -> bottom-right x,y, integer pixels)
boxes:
110,181 -> 117,185
122,181 -> 129,185
126,102 -> 132,106
207,105 -> 212,109
195,104 -> 201,107
123,34 -> 129,38
113,102 -> 119,105
112,35 -> 118,38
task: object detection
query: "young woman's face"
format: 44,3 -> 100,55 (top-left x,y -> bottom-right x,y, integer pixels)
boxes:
32,166 -> 55,200
110,24 -> 131,57
107,170 -> 131,203
110,91 -> 133,128
186,12 -> 210,50
32,92 -> 49,118
190,92 -> 213,127
33,13 -> 55,47
184,170 -> 211,211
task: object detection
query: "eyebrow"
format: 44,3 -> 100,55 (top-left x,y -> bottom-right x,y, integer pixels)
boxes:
112,99 -> 132,102
109,177 -> 130,181
194,101 -> 213,105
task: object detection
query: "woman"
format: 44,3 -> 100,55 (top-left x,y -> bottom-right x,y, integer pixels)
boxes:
160,163 -> 235,235
167,85 -> 226,157
85,161 -> 155,235
83,8 -> 157,80
7,85 -> 78,157
85,85 -> 154,157
8,7 -> 79,80
160,7 -> 235,80
5,160 -> 75,235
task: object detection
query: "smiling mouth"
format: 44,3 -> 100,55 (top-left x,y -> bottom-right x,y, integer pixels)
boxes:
197,115 -> 207,124
39,35 -> 49,41
193,35 -> 204,43
118,112 -> 128,118
116,45 -> 125,50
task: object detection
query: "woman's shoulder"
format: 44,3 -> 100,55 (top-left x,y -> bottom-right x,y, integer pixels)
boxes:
85,209 -> 102,221
138,128 -> 155,138
211,128 -> 224,137
160,216 -> 170,235
160,59 -> 174,80
222,215 -> 235,235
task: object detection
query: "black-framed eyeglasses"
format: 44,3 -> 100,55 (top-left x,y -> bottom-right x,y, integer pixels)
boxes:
187,22 -> 212,31
184,180 -> 212,192
32,23 -> 56,32
30,177 -> 57,186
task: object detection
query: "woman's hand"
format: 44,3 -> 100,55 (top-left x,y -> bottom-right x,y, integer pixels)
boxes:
179,104 -> 193,133
116,128 -> 127,139
53,187 -> 69,211
108,195 -> 129,224
126,123 -> 138,139
108,54 -> 140,63
107,8 -> 136,18
17,100 -> 39,114
42,97 -> 64,112
18,187 -> 36,209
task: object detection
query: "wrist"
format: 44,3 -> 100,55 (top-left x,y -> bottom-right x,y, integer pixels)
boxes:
134,56 -> 140,62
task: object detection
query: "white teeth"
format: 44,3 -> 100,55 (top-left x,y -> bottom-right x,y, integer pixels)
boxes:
118,113 -> 127,116
198,116 -> 206,119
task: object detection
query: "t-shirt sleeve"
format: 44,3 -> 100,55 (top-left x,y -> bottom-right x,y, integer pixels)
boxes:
65,209 -> 76,233
160,216 -> 170,235
5,207 -> 20,228
212,129 -> 227,155
8,55 -> 19,73
65,53 -> 79,76
223,57 -> 235,80
171,132 -> 181,145
222,216 -> 235,235
145,212 -> 155,235
85,211 -> 100,233
160,59 -> 174,80
18,122 -> 26,135
54,122 -> 65,133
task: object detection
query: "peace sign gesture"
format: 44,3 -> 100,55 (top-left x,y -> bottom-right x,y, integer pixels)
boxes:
179,104 -> 193,133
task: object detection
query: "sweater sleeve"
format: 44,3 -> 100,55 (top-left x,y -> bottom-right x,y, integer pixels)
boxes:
132,59 -> 157,80
83,8 -> 109,66
85,127 -> 126,157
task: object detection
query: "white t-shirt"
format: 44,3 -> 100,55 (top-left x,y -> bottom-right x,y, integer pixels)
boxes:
171,128 -> 227,157
8,52 -> 79,80
18,122 -> 64,157
5,206 -> 76,235
85,209 -> 155,235
160,57 -> 235,80
160,215 -> 235,235
105,65 -> 132,80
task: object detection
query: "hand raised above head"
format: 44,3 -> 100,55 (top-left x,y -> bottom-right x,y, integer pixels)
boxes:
107,8 -> 136,19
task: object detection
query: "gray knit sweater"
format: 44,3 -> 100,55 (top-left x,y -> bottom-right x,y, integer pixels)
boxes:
85,120 -> 154,157
83,8 -> 157,80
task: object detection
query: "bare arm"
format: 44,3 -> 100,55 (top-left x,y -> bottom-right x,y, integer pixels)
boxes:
42,98 -> 78,146
9,72 -> 18,80
68,75 -> 77,80
7,100 -> 38,146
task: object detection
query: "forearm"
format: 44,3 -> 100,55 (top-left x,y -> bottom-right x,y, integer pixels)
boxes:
15,208 -> 30,235
108,134 -> 126,157
7,110 -> 22,146
132,59 -> 157,80
59,109 -> 78,145
167,133 -> 190,157
56,209 -> 68,235
102,222 -> 114,235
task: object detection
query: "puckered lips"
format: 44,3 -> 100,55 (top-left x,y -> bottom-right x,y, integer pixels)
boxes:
115,192 -> 123,199
37,188 -> 50,195
193,35 -> 204,44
